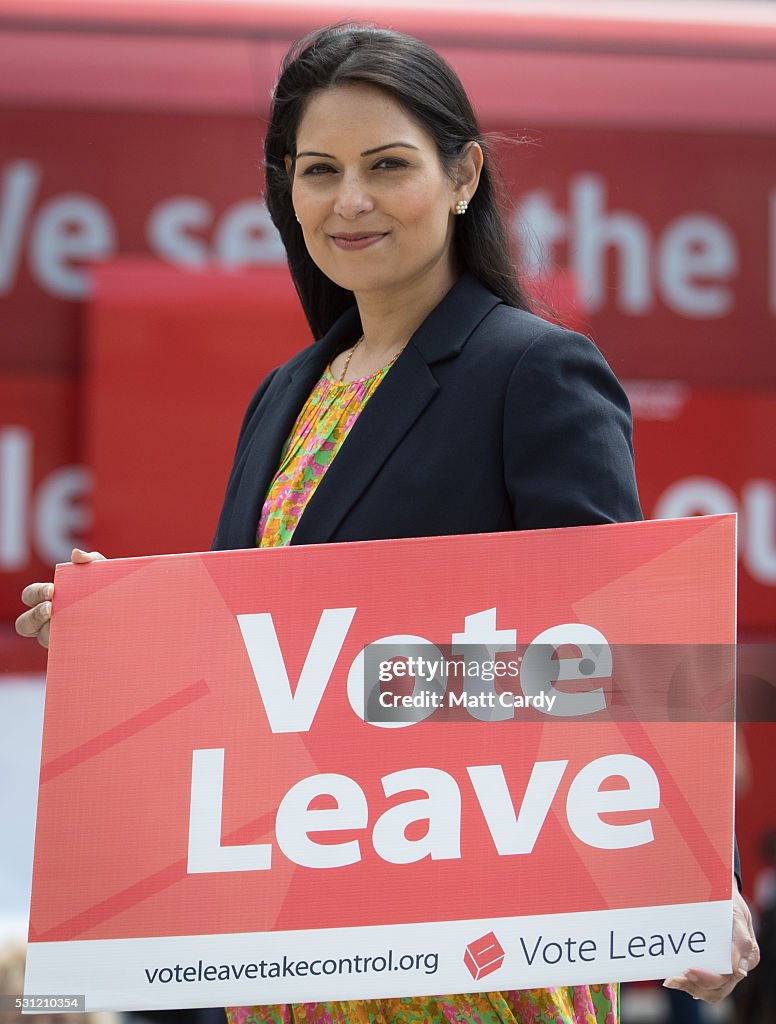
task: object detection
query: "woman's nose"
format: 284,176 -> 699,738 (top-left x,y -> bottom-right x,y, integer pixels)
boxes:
333,172 -> 374,218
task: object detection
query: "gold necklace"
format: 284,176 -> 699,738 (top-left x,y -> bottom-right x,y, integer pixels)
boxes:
338,335 -> 407,383
338,335 -> 364,383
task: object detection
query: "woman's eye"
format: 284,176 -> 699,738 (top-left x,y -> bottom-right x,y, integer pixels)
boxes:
301,164 -> 335,176
374,158 -> 407,170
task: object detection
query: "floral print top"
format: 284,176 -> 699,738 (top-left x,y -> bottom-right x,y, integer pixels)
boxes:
227,987 -> 619,1024
257,360 -> 392,546
241,355 -> 620,1024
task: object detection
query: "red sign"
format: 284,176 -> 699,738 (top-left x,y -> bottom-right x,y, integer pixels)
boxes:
26,516 -> 736,1009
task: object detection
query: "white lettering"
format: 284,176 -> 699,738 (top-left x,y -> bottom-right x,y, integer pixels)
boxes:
214,200 -> 285,266
654,477 -> 738,520
372,767 -> 462,864
566,753 -> 660,849
452,608 -> 516,722
521,624 -> 610,717
276,773 -> 367,868
34,466 -> 92,564
236,608 -> 356,733
0,426 -> 32,569
743,480 -> 776,584
0,429 -> 91,570
146,197 -> 212,267
572,174 -> 651,315
184,602 -> 668,878
467,762 -> 568,854
30,194 -> 115,298
347,635 -> 444,729
187,754 -> 660,875
659,214 -> 737,317
0,161 -> 40,295
187,748 -> 272,873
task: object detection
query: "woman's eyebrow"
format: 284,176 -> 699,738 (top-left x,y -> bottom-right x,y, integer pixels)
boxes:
361,142 -> 420,156
295,142 -> 420,160
295,150 -> 335,160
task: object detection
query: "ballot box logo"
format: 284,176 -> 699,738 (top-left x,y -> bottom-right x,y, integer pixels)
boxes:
464,931 -> 505,981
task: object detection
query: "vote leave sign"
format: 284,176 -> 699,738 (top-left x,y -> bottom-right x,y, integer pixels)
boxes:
26,515 -> 736,1010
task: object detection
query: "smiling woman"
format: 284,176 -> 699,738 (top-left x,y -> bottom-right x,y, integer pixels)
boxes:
285,81 -> 481,354
13,15 -> 758,1024
263,23 -> 529,348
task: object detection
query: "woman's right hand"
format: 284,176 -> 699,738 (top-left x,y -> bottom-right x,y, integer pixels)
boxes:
15,548 -> 106,649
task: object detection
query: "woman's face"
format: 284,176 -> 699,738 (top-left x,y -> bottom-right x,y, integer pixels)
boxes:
288,83 -> 475,301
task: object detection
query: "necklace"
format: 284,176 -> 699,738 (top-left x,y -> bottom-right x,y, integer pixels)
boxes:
337,335 -> 407,383
338,335 -> 364,383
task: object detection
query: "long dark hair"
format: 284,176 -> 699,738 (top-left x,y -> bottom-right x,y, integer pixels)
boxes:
264,23 -> 532,339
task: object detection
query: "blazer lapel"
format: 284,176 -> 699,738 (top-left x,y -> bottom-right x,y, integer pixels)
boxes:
225,306 -> 360,549
289,344 -> 439,545
291,273 -> 502,545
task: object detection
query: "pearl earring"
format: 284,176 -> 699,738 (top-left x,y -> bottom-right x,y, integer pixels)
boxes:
454,199 -> 469,215
295,212 -> 300,223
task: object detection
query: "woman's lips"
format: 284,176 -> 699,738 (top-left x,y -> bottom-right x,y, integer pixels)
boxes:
331,233 -> 387,251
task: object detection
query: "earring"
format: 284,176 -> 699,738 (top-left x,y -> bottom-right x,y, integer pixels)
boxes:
295,212 -> 300,223
454,199 -> 469,215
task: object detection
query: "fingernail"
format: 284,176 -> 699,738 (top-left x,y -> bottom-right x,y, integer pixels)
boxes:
663,979 -> 680,989
44,584 -> 54,599
684,971 -> 699,983
40,602 -> 51,616
738,958 -> 750,973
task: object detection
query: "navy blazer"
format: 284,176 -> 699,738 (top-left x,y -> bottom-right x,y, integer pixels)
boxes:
212,272 -> 642,551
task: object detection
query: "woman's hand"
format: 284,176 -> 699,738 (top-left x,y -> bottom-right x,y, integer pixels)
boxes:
662,883 -> 760,1003
15,548 -> 106,649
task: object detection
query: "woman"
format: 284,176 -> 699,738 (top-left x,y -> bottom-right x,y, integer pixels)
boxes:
17,22 -> 758,1023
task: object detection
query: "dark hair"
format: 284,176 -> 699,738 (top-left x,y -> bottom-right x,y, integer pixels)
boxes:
264,23 -> 532,338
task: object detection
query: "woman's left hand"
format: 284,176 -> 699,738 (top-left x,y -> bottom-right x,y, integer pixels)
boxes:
662,882 -> 759,1003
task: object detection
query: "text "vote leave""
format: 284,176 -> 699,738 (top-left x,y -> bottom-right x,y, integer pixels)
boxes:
187,607 -> 661,873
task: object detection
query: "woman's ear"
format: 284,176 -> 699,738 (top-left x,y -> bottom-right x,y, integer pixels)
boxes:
455,141 -> 484,202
